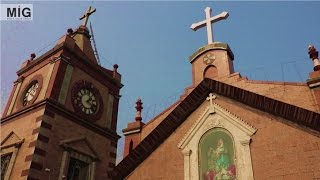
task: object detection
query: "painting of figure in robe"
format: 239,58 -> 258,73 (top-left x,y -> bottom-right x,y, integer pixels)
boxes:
199,128 -> 236,180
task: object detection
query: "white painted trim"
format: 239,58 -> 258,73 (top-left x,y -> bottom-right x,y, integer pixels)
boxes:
123,129 -> 141,135
38,62 -> 55,100
6,82 -> 22,116
308,81 -> 320,88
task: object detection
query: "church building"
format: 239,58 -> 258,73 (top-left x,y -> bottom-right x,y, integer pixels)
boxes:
1,7 -> 122,180
110,7 -> 320,180
1,4 -> 320,180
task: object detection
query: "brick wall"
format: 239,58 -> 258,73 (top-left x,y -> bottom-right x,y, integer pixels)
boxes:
123,133 -> 140,158
1,108 -> 45,180
40,113 -> 116,180
127,97 -> 320,179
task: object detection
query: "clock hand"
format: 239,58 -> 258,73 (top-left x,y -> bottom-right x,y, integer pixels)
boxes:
86,97 -> 92,104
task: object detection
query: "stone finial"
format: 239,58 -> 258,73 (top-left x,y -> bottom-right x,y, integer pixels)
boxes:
308,45 -> 320,71
67,28 -> 74,35
135,98 -> 143,121
113,64 -> 119,72
30,53 -> 36,60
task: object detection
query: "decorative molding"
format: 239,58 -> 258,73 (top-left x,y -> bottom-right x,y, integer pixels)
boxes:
240,139 -> 251,146
177,107 -> 210,149
6,81 -> 23,116
14,76 -> 25,84
182,149 -> 192,180
58,136 -> 98,180
59,136 -> 99,160
178,103 -> 256,149
1,98 -> 120,141
189,42 -> 234,63
182,149 -> 192,156
203,53 -> 216,65
204,117 -> 223,131
16,43 -> 65,76
178,101 -> 257,180
123,129 -> 141,135
1,131 -> 24,148
58,63 -> 74,104
16,74 -> 44,110
50,55 -> 71,64
213,103 -> 257,134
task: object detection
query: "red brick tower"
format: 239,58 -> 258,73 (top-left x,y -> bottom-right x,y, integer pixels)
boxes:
307,45 -> 320,110
1,7 -> 122,180
189,42 -> 235,85
122,98 -> 145,158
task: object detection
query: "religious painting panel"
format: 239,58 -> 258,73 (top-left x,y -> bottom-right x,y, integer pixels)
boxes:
199,128 -> 236,180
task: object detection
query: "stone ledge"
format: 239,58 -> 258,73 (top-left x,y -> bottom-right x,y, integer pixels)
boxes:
189,42 -> 234,63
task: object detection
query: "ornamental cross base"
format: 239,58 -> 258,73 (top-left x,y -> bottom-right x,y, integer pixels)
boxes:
206,93 -> 217,113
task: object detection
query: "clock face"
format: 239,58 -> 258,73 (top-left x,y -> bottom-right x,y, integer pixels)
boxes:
23,81 -> 39,106
71,80 -> 103,120
76,88 -> 98,114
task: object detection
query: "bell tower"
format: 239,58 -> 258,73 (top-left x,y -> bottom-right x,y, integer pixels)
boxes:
1,6 -> 122,180
189,42 -> 234,85
307,45 -> 320,110
190,7 -> 234,85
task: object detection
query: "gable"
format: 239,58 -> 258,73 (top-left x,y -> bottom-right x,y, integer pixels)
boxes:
109,78 -> 320,179
178,99 -> 257,180
178,101 -> 256,150
59,136 -> 99,160
1,131 -> 24,148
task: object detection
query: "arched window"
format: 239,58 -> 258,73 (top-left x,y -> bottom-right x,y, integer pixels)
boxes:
199,128 -> 236,180
178,100 -> 256,180
203,65 -> 218,79
129,140 -> 134,154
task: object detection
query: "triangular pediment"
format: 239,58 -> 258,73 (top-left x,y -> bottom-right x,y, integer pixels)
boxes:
178,101 -> 257,149
1,131 -> 24,148
177,97 -> 257,180
60,136 -> 99,160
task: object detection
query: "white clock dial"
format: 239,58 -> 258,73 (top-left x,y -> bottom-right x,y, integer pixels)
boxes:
76,88 -> 98,114
23,82 -> 39,106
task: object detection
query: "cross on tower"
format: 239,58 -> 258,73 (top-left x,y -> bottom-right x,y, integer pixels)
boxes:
191,7 -> 229,44
79,6 -> 96,27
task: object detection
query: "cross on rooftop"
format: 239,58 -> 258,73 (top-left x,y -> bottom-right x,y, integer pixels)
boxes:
191,7 -> 229,44
79,6 -> 96,27
206,93 -> 217,107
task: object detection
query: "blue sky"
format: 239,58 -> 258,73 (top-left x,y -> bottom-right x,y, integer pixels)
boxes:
1,1 -> 320,158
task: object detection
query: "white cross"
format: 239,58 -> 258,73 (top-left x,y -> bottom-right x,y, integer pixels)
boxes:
79,6 -> 96,27
190,7 -> 229,44
206,93 -> 217,107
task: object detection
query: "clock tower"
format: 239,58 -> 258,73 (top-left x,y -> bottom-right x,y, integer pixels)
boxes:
1,7 -> 122,180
